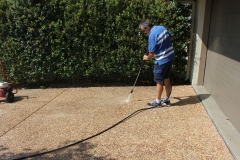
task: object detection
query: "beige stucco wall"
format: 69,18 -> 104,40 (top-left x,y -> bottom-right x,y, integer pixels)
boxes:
175,0 -> 211,85
189,0 -> 212,85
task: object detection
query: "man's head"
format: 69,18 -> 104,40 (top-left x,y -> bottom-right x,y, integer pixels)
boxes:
139,19 -> 153,34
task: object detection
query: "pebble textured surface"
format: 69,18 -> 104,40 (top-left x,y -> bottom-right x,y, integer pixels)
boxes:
0,85 -> 233,159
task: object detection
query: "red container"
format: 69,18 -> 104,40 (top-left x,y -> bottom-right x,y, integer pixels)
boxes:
0,88 -> 7,98
0,62 -> 18,103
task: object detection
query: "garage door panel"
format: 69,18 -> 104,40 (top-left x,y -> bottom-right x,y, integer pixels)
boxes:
208,13 -> 240,62
211,0 -> 240,16
204,50 -> 240,132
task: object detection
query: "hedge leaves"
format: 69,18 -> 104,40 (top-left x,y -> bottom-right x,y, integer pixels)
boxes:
0,0 -> 191,86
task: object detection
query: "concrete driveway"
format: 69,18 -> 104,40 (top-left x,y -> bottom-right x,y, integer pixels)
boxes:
0,85 -> 234,159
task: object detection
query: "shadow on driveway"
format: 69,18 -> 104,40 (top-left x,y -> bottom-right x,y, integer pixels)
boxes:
171,94 -> 210,106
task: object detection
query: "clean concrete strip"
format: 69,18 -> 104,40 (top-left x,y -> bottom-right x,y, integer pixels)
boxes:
192,85 -> 240,160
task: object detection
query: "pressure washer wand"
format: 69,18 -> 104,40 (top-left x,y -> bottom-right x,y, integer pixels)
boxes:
130,32 -> 147,94
130,58 -> 146,94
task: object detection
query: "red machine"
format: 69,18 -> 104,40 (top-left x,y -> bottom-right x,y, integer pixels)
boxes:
0,62 -> 18,103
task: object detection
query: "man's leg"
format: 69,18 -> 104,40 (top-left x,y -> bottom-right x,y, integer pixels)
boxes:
164,60 -> 173,99
164,78 -> 171,97
156,82 -> 164,100
147,81 -> 163,107
162,78 -> 171,106
147,63 -> 165,107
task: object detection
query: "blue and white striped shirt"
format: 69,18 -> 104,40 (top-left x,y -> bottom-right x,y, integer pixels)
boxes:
148,26 -> 175,65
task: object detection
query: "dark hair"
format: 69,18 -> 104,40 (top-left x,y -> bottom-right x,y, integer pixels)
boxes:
139,19 -> 154,28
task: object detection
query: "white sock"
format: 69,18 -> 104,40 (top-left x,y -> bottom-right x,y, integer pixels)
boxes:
164,96 -> 169,101
155,99 -> 161,103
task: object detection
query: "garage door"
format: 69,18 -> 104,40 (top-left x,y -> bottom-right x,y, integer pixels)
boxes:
204,0 -> 240,132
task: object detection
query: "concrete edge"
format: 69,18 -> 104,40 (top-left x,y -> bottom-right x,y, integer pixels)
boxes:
192,85 -> 240,160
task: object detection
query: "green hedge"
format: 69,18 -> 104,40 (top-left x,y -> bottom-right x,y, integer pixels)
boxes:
0,0 -> 191,87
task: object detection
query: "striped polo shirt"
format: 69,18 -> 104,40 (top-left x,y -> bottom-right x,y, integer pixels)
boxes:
148,26 -> 175,65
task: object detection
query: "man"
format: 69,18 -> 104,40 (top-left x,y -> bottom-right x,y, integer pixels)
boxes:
139,19 -> 175,107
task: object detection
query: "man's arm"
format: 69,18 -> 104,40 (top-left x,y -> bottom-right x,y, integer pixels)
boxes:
168,30 -> 174,41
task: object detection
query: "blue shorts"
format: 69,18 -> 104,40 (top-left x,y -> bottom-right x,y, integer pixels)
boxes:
153,60 -> 173,82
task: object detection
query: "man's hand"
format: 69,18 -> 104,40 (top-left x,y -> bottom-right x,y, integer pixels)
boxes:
143,52 -> 154,60
143,55 -> 149,60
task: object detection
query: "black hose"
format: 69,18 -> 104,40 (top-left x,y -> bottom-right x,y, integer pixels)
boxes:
13,107 -> 157,160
